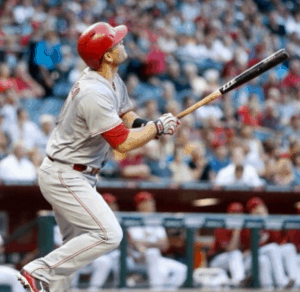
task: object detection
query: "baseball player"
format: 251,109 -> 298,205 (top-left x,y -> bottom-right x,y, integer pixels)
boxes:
282,204 -> 300,271
208,202 -> 247,287
17,22 -> 180,292
242,197 -> 297,289
127,192 -> 187,290
0,235 -> 26,292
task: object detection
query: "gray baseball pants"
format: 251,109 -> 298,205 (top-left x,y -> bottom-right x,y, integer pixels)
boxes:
23,157 -> 123,291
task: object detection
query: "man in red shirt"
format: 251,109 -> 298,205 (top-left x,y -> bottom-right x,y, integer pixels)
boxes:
242,197 -> 297,289
209,202 -> 246,287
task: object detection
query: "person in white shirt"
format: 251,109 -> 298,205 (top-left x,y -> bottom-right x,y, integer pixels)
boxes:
0,235 -> 26,292
7,108 -> 41,151
35,114 -> 55,156
0,142 -> 37,183
215,147 -> 264,188
128,192 -> 187,290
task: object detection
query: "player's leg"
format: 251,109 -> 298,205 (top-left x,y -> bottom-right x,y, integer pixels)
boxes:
159,257 -> 187,288
145,248 -> 165,289
88,254 -> 114,290
50,209 -> 83,291
260,243 -> 290,288
258,254 -> 273,289
210,251 -> 245,285
279,243 -> 300,287
0,266 -> 26,292
297,254 -> 300,268
22,167 -> 123,283
227,250 -> 246,285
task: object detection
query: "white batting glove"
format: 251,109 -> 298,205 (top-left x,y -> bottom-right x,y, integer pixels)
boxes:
154,113 -> 180,135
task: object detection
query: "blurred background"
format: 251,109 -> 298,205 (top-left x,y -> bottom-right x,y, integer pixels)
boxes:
0,0 -> 300,291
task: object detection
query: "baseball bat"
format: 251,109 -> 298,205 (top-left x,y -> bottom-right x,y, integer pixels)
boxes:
177,49 -> 289,119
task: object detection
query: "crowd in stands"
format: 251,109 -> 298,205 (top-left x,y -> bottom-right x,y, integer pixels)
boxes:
0,0 -> 299,187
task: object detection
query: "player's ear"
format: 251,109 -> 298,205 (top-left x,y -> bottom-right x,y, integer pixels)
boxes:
103,51 -> 113,64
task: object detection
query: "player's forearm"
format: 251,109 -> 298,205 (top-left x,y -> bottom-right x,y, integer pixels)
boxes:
226,229 -> 241,251
121,111 -> 140,128
116,124 -> 157,153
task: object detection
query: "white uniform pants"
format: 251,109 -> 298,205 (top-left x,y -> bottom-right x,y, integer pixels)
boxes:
0,266 -> 26,292
244,243 -> 289,288
23,158 -> 123,291
145,248 -> 187,289
279,243 -> 300,287
210,250 -> 245,286
71,250 -> 120,289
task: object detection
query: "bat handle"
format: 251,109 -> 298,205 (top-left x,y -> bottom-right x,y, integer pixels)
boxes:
177,90 -> 222,119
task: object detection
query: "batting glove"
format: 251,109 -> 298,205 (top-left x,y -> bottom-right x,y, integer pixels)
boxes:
154,113 -> 180,135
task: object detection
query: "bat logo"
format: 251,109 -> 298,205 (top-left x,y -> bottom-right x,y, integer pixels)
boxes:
222,79 -> 236,91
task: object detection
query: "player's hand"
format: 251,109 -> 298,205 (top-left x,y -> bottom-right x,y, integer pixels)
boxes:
154,113 -> 180,135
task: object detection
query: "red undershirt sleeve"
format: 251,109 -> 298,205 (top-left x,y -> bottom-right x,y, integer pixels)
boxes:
101,122 -> 130,149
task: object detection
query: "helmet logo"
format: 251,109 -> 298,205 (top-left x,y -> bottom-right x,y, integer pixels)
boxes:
93,33 -> 105,40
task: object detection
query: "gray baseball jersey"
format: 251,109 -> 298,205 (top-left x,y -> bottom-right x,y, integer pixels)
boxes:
46,68 -> 133,168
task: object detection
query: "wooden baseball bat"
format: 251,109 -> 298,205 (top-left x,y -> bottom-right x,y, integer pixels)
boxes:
177,49 -> 289,119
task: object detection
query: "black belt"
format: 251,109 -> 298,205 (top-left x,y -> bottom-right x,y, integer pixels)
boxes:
47,155 -> 100,175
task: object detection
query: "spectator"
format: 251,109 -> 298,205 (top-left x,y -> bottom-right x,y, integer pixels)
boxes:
12,62 -> 44,99
188,145 -> 213,182
209,144 -> 231,175
7,108 -> 41,151
260,100 -> 280,130
238,94 -> 263,127
128,192 -> 187,290
169,144 -> 192,183
32,30 -> 62,97
276,90 -> 296,126
28,147 -> 43,175
13,0 -> 35,24
0,142 -> 36,183
273,157 -> 295,186
0,129 -> 9,160
119,148 -> 151,180
240,125 -> 265,174
35,114 -> 55,156
144,140 -> 172,179
215,147 -> 264,188
242,197 -> 299,289
285,114 -> 300,140
281,59 -> 300,90
292,151 -> 300,185
209,202 -> 248,287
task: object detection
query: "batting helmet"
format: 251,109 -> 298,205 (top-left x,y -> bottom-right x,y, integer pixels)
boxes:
77,22 -> 128,71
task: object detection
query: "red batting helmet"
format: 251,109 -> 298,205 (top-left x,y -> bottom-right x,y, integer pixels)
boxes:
102,193 -> 117,204
227,202 -> 244,213
134,192 -> 153,206
246,197 -> 265,213
77,22 -> 128,70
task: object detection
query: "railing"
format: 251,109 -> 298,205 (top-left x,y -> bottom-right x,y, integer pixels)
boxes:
35,211 -> 300,289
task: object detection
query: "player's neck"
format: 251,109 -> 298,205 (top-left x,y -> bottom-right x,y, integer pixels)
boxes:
97,63 -> 118,86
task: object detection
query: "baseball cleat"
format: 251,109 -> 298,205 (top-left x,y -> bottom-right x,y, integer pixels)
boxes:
16,269 -> 50,292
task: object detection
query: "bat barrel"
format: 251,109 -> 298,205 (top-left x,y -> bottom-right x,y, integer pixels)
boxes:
219,49 -> 289,95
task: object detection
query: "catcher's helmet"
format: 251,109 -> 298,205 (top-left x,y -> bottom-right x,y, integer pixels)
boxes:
77,22 -> 128,70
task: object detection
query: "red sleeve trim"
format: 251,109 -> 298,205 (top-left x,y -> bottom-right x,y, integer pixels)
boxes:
102,122 -> 130,149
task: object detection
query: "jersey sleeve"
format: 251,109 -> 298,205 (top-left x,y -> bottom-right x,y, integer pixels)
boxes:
118,76 -> 134,117
79,93 -> 123,137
